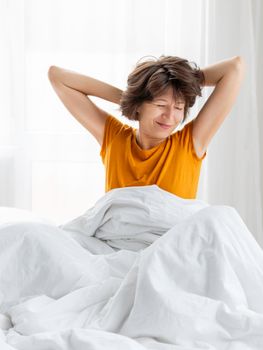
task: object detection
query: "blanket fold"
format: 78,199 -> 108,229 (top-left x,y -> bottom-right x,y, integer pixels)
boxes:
0,185 -> 262,350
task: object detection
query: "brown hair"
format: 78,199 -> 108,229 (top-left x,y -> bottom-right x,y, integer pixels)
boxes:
118,55 -> 205,123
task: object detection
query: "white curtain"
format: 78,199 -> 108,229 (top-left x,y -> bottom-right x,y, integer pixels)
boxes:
200,0 -> 263,247
0,0 -> 262,246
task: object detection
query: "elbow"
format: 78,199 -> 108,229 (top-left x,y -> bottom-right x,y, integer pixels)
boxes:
229,56 -> 246,82
48,65 -> 60,82
233,56 -> 246,72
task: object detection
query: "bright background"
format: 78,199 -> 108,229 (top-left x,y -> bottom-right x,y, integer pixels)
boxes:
0,0 -> 263,246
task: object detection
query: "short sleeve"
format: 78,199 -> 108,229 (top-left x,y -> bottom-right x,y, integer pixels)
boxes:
100,114 -> 124,161
178,120 -> 207,161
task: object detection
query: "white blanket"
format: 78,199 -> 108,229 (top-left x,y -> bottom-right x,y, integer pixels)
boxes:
0,185 -> 263,350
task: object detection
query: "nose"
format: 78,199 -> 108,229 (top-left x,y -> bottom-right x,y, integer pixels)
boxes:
161,107 -> 176,122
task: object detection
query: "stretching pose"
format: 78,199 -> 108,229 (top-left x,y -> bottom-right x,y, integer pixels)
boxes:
48,55 -> 245,199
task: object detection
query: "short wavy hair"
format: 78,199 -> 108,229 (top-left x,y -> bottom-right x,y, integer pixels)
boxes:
118,55 -> 205,123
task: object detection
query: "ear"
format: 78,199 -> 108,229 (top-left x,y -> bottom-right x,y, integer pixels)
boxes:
135,107 -> 141,119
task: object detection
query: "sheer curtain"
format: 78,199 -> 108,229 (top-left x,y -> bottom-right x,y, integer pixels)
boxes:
201,0 -> 263,246
1,0 -> 262,246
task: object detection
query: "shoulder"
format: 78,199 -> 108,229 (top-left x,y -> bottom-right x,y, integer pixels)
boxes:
105,114 -> 133,133
173,120 -> 193,142
173,120 -> 207,161
100,114 -> 133,159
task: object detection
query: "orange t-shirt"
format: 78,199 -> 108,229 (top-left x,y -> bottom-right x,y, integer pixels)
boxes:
100,114 -> 207,199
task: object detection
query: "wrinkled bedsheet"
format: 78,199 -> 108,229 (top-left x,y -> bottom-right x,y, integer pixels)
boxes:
0,185 -> 263,350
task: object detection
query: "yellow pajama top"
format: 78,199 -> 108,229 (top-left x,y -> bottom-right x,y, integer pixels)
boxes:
100,114 -> 207,199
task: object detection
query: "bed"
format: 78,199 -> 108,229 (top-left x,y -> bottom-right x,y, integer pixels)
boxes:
0,185 -> 263,350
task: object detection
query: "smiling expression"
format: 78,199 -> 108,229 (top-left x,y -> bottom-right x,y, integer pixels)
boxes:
135,86 -> 185,150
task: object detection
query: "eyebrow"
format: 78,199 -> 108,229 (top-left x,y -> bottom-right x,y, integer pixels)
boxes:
155,98 -> 185,104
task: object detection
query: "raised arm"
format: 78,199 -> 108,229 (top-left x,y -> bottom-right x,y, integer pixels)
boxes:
192,56 -> 246,158
48,66 -> 123,145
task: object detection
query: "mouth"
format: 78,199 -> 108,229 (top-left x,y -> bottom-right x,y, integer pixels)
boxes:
156,122 -> 172,130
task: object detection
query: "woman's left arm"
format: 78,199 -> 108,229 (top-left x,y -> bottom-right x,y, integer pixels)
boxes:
192,56 -> 246,155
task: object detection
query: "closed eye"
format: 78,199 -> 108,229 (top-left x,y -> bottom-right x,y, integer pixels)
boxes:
155,104 -> 183,111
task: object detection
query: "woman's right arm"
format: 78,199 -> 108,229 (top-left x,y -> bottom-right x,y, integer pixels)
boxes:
48,66 -> 123,145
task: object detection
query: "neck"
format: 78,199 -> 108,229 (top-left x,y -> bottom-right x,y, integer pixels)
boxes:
135,129 -> 166,150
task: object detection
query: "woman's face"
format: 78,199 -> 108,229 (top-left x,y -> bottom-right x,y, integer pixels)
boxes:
136,86 -> 185,146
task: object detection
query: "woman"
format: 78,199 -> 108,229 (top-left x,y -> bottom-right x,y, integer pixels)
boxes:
48,55 -> 245,199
